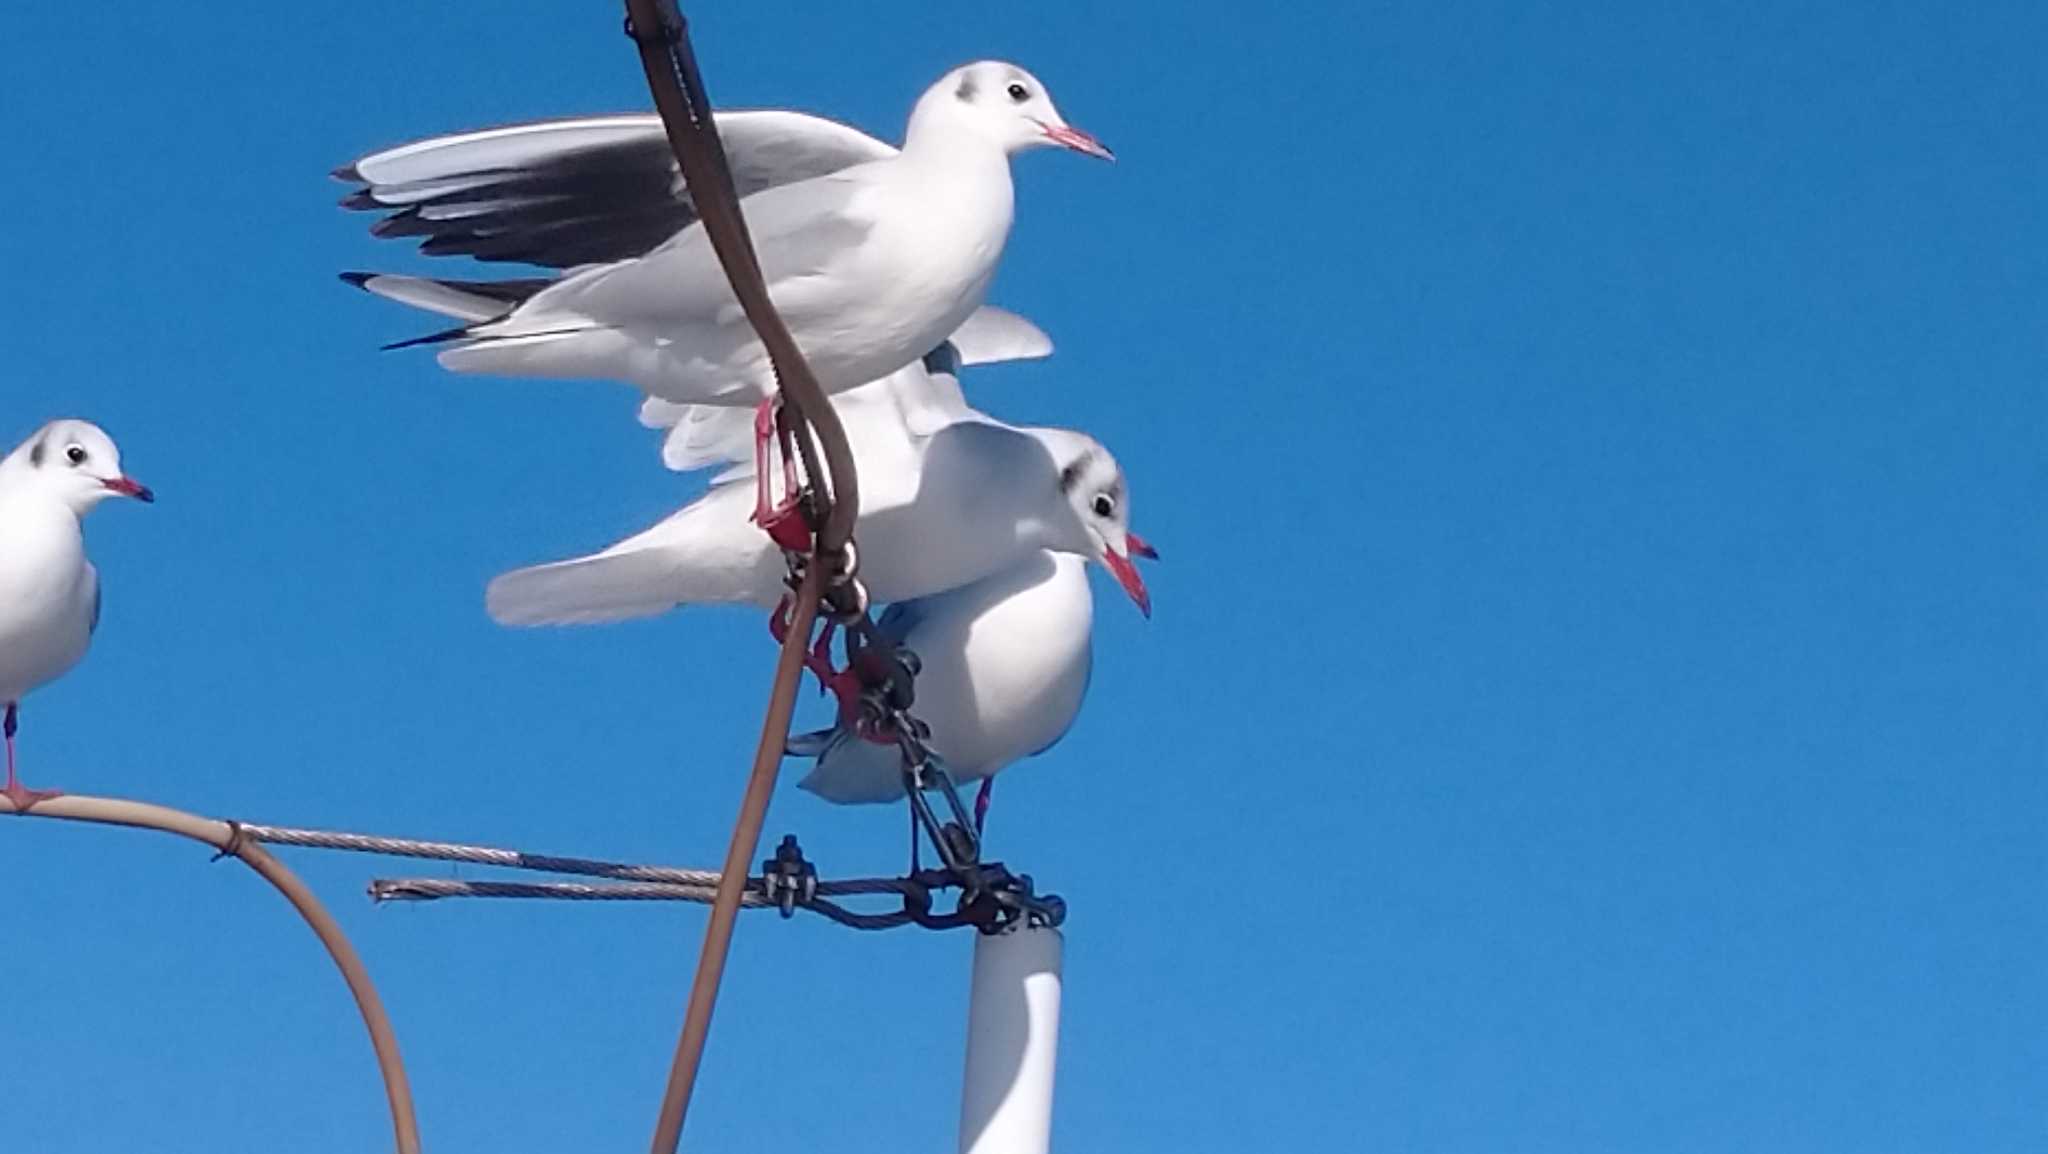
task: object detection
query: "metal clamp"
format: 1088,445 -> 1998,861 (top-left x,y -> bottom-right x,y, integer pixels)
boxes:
757,834 -> 817,919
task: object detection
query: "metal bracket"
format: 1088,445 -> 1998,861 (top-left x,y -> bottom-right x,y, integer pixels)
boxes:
757,834 -> 817,919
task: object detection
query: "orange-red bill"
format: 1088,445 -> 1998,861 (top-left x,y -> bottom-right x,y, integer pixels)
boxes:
1102,549 -> 1151,618
1043,124 -> 1114,161
103,476 -> 154,503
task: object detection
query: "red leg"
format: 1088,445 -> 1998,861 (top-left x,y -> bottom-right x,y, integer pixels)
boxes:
750,396 -> 814,552
750,397 -> 779,526
769,598 -> 845,697
821,658 -> 901,748
2,702 -> 60,811
824,668 -> 865,727
808,620 -> 841,691
973,778 -> 994,835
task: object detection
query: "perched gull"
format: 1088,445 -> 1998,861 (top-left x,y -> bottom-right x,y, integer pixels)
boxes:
336,98 -> 1060,472
486,354 -> 1150,626
789,551 -> 1103,831
336,60 -> 1107,408
0,420 -> 153,808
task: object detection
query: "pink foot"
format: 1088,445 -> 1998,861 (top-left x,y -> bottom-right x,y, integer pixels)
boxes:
769,600 -> 845,693
750,397 -> 813,552
824,667 -> 863,724
824,662 -> 899,747
2,780 -> 61,812
808,620 -> 841,691
0,705 -> 53,811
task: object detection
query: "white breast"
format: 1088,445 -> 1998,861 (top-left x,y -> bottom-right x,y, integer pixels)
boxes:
0,498 -> 96,703
797,552 -> 1095,805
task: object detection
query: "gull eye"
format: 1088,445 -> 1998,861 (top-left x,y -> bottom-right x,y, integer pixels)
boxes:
1007,82 -> 1030,103
65,444 -> 87,465
1091,493 -> 1116,518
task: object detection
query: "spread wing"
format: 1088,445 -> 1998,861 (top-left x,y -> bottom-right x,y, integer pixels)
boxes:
337,110 -> 897,269
528,169 -> 874,331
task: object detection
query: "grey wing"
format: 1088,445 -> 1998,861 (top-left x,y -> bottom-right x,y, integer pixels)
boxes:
337,110 -> 896,269
549,172 -> 874,328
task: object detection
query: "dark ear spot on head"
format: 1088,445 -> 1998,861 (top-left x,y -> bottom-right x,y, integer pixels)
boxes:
28,438 -> 45,467
955,71 -> 979,102
1058,452 -> 1092,494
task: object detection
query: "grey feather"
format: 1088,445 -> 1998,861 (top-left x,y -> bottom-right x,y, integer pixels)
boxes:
337,111 -> 893,269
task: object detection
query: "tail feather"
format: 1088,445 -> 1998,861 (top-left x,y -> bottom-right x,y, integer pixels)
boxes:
639,398 -> 755,473
795,729 -> 912,805
342,271 -> 556,348
486,550 -> 687,626
485,491 -> 780,626
785,727 -> 836,758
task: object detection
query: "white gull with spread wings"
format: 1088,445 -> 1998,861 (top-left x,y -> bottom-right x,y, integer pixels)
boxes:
337,61 -> 1106,419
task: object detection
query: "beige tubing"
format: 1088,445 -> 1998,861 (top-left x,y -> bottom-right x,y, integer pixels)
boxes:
1,793 -> 421,1154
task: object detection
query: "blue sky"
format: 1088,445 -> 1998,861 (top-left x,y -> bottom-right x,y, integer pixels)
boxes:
1,2 -> 2042,1151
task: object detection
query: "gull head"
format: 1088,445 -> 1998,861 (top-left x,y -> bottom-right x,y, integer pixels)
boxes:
912,61 -> 1113,161
3,419 -> 154,515
1033,429 -> 1153,617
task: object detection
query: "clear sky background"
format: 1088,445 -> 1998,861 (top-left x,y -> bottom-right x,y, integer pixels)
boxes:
1,3 -> 2041,1151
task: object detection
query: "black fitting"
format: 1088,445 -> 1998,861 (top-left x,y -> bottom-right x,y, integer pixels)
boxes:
758,834 -> 817,919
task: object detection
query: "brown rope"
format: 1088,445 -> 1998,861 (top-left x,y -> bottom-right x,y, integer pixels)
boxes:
619,0 -> 858,554
615,3 -> 877,1150
616,5 -> 900,1149
648,563 -> 822,1154
0,794 -> 420,1154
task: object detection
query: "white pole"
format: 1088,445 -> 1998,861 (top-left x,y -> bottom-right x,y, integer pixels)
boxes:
958,923 -> 1064,1154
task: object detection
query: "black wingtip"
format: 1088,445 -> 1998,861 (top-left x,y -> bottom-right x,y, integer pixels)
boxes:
338,271 -> 376,291
331,162 -> 363,183
378,327 -> 468,354
381,323 -> 473,352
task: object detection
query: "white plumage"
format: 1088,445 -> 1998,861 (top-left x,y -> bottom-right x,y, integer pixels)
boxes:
335,65 -> 1144,826
337,60 -> 1105,411
484,356 -> 1150,624
791,551 -> 1094,806
0,419 -> 152,806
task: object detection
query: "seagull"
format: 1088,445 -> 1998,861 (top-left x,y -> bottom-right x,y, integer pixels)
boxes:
335,60 -> 1107,411
336,100 -> 1059,470
485,354 -> 1151,630
789,551 -> 1102,832
0,420 -> 153,809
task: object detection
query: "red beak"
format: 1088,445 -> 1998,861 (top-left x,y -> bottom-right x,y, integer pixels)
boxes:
1127,531 -> 1159,561
1102,548 -> 1151,618
1042,123 -> 1115,161
103,476 -> 154,503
